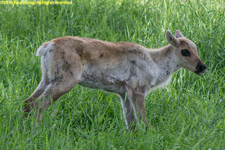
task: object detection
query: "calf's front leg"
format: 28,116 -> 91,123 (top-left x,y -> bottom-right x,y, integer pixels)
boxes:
119,93 -> 136,129
120,88 -> 147,130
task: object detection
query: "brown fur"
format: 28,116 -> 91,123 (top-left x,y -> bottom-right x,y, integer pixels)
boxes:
21,30 -> 206,129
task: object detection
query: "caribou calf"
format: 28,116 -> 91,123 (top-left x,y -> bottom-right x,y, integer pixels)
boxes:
22,30 -> 207,129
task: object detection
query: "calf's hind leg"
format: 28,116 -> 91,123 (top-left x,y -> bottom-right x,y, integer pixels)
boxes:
23,47 -> 83,122
29,77 -> 79,122
21,79 -> 49,116
21,57 -> 50,115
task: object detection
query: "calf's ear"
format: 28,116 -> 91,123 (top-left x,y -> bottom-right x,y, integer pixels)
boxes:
166,31 -> 180,47
175,30 -> 184,38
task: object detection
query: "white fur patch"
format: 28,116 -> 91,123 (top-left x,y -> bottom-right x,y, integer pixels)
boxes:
36,42 -> 54,56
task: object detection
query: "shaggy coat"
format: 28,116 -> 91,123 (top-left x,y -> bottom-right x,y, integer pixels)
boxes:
22,30 -> 207,129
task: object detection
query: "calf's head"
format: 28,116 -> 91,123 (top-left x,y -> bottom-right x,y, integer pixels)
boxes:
166,30 -> 207,75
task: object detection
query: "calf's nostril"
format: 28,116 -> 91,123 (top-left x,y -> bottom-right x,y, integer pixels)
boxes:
195,63 -> 207,75
202,65 -> 207,70
199,65 -> 203,71
197,64 -> 207,72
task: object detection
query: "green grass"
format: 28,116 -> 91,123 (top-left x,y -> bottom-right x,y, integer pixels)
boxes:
0,0 -> 224,149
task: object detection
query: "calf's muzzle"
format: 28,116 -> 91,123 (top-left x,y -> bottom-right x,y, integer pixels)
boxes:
195,63 -> 207,75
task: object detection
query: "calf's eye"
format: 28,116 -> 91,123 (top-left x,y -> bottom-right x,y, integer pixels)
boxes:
181,49 -> 191,57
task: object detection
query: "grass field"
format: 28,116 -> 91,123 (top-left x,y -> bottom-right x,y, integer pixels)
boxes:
0,0 -> 224,149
